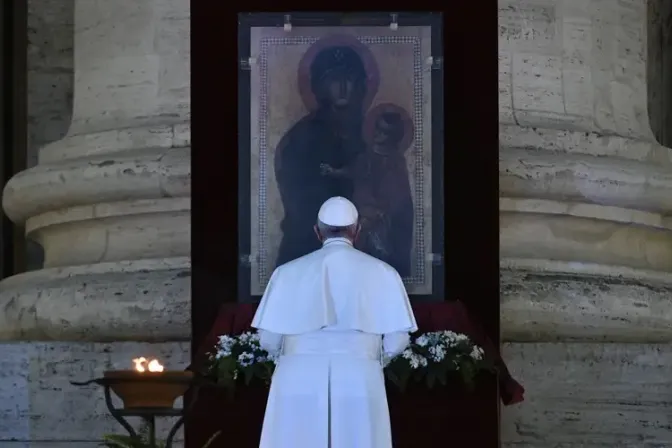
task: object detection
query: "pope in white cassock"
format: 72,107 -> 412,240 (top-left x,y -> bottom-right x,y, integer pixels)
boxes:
252,196 -> 418,448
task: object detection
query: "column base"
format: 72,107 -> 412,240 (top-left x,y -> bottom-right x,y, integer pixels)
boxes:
501,259 -> 672,343
0,257 -> 190,341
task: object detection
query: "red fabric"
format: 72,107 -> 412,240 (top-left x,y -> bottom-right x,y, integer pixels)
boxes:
185,301 -> 524,448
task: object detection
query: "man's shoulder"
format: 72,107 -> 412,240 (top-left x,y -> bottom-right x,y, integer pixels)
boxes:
275,249 -> 324,272
348,248 -> 399,275
275,247 -> 400,278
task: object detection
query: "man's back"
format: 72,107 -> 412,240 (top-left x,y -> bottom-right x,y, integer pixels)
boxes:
269,238 -> 409,334
253,196 -> 417,448
261,326 -> 391,448
284,235 -> 397,283
257,240 -> 414,448
285,239 -> 401,365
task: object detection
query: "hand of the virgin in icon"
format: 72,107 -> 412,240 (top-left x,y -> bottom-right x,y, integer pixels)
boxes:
320,163 -> 335,176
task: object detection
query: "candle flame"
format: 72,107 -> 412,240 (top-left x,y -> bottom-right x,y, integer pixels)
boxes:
132,357 -> 164,373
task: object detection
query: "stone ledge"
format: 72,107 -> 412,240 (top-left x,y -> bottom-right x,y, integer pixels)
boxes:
27,197 -> 190,233
500,211 -> 672,272
500,148 -> 672,214
502,258 -> 672,286
0,259 -> 190,341
501,261 -> 672,342
500,124 -> 672,163
33,207 -> 190,268
40,122 -> 191,163
3,145 -> 190,224
500,197 -> 670,229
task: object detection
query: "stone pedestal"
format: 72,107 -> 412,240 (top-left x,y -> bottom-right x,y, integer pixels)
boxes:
499,0 -> 672,446
1,0 -> 190,341
0,0 -> 190,445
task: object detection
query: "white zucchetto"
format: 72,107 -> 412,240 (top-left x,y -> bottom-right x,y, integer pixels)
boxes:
317,196 -> 359,227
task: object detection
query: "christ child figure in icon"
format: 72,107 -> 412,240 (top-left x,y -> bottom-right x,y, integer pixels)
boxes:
320,103 -> 414,276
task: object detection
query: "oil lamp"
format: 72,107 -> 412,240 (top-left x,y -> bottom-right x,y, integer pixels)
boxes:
71,356 -> 198,447
103,357 -> 193,409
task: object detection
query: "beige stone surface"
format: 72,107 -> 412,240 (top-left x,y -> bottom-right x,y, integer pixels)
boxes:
26,0 -> 74,169
501,269 -> 672,343
500,1 -> 672,447
499,0 -> 672,328
0,341 -> 189,445
501,343 -> 672,447
499,0 -> 656,138
0,0 -> 192,340
0,0 -> 192,445
0,259 -> 190,341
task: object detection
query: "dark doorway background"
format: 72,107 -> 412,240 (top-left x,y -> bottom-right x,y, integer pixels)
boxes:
0,0 -> 28,279
191,6 -> 498,361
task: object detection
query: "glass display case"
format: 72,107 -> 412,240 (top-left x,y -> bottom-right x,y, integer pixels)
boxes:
236,12 -> 444,302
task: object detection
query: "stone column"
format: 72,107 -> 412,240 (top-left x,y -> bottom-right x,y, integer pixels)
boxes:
0,0 -> 190,444
499,0 -> 672,446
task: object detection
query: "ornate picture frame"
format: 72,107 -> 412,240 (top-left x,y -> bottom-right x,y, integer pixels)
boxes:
237,12 -> 444,302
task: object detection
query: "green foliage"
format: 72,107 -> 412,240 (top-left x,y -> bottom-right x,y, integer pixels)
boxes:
204,332 -> 276,396
383,331 -> 493,392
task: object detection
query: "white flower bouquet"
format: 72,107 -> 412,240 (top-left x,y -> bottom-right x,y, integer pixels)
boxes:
384,331 -> 490,391
206,331 -> 278,390
206,330 -> 490,392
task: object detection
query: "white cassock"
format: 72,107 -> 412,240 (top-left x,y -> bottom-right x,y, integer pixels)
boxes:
252,237 -> 418,448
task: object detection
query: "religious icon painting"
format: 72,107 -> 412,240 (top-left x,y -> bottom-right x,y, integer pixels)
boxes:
239,14 -> 443,299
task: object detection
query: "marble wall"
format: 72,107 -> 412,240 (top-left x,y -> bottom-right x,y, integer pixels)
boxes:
0,0 -> 191,446
499,0 -> 672,446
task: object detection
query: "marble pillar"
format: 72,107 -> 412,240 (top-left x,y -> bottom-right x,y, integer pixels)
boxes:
499,0 -> 672,446
0,0 -> 190,445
